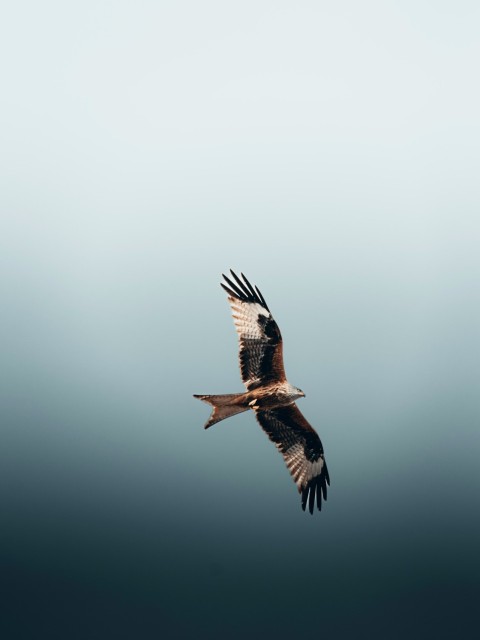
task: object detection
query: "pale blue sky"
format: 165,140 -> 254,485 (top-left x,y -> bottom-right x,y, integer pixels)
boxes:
1,2 -> 479,637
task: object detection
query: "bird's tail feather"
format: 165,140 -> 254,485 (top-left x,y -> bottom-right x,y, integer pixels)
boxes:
193,393 -> 249,429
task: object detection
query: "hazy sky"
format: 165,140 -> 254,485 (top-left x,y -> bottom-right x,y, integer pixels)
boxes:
1,2 -> 479,638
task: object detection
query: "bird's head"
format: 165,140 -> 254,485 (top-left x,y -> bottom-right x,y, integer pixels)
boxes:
284,383 -> 305,400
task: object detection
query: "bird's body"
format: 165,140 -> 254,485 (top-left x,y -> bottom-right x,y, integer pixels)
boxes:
195,381 -> 303,425
194,270 -> 330,514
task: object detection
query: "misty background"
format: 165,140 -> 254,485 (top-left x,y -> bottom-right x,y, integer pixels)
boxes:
1,2 -> 479,638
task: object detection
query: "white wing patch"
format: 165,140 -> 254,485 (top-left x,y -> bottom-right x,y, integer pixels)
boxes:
229,299 -> 269,340
283,443 -> 325,489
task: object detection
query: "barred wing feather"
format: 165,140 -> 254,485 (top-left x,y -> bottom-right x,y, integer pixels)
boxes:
254,404 -> 330,514
221,271 -> 286,390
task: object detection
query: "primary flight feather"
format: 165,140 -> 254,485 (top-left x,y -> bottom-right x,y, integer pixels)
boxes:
194,270 -> 330,514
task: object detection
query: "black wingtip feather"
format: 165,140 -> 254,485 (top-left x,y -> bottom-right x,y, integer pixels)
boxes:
308,482 -> 316,514
220,270 -> 269,312
299,472 -> 329,514
240,272 -> 257,299
317,477 -> 323,511
254,285 -> 270,312
222,274 -> 246,299
322,479 -> 328,501
220,282 -> 239,299
230,270 -> 259,304
301,487 -> 308,512
230,269 -> 249,295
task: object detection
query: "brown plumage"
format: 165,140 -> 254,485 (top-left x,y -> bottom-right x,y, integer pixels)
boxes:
194,270 -> 330,514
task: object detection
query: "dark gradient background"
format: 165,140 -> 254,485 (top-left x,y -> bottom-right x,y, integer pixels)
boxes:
1,2 -> 479,638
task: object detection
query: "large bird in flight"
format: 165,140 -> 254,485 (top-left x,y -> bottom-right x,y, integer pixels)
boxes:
194,270 -> 330,514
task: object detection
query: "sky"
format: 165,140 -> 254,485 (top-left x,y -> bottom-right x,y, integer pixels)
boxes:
1,2 -> 479,638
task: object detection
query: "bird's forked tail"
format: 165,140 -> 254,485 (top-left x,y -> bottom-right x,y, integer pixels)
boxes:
193,393 -> 249,429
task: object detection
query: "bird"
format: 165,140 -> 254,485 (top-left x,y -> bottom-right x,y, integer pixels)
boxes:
193,270 -> 330,514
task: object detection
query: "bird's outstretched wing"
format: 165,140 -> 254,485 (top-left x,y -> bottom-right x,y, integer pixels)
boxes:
221,270 -> 286,390
254,404 -> 330,514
